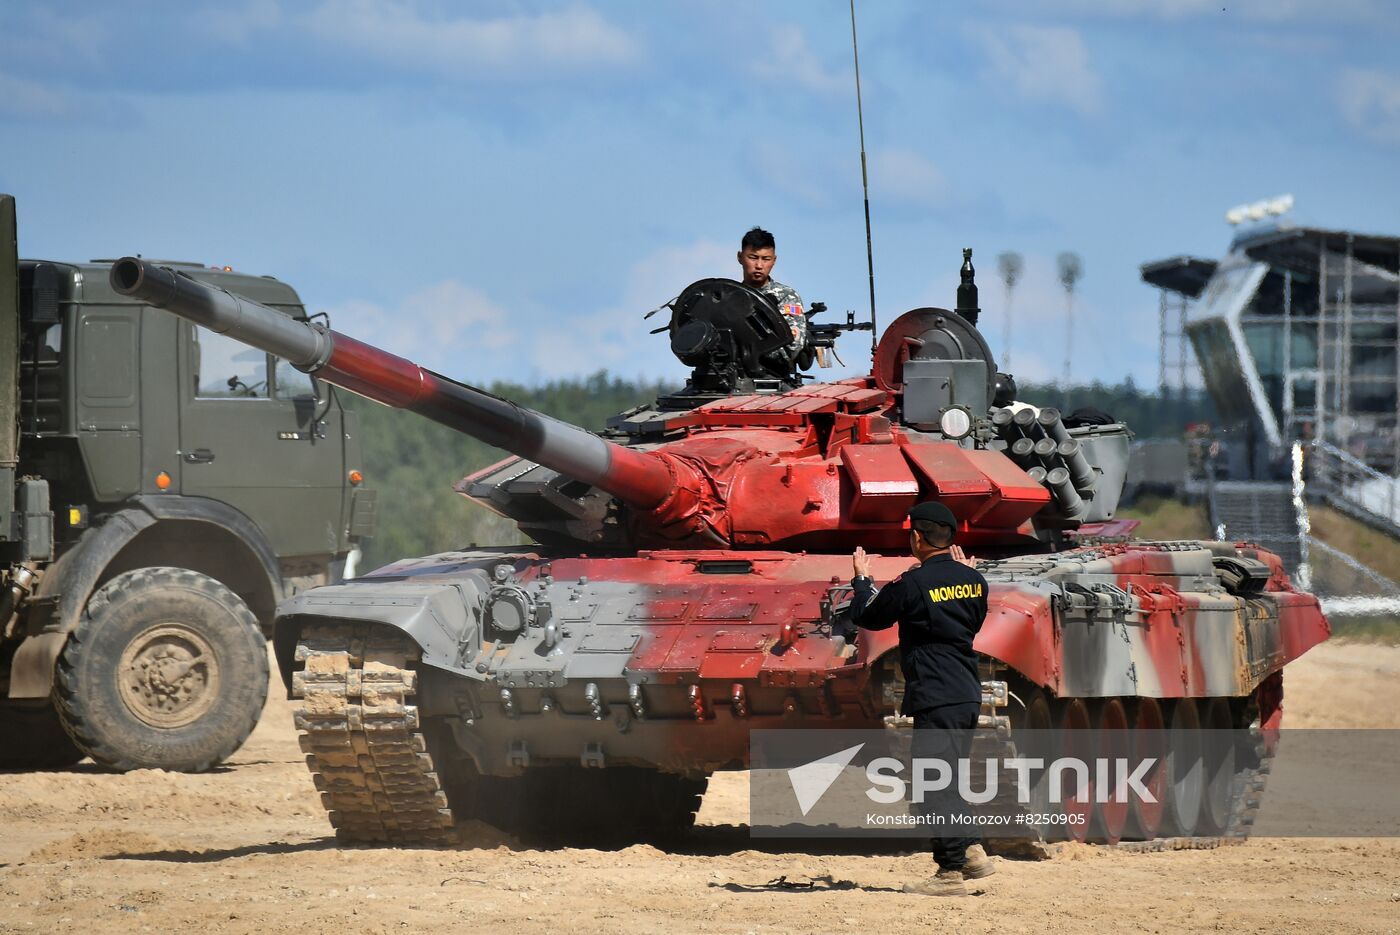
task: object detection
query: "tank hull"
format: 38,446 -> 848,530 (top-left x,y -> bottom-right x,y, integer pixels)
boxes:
276,538 -> 1326,844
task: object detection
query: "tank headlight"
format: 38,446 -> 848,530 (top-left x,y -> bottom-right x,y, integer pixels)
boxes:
485,586 -> 531,636
939,406 -> 973,439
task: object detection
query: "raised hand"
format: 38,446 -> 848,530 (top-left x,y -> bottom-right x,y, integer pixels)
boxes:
951,545 -> 978,568
852,546 -> 871,578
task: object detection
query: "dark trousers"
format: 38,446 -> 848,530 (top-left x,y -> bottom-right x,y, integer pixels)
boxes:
911,702 -> 981,871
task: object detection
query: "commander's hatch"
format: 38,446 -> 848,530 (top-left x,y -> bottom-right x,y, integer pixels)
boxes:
0,196 -> 18,466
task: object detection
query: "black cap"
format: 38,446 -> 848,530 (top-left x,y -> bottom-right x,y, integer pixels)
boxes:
908,501 -> 957,529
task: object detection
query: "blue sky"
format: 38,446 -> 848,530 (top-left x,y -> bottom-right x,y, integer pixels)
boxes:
3,0 -> 1399,389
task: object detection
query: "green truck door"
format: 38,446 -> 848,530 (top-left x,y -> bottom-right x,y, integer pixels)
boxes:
176,321 -> 345,559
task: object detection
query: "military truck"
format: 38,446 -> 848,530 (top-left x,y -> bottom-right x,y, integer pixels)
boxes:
0,194 -> 375,772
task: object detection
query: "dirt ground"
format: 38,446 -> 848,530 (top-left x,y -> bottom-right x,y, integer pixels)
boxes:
2,640 -> 1398,935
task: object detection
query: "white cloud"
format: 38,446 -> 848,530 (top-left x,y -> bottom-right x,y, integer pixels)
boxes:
19,9 -> 105,66
1338,68 -> 1400,146
749,142 -> 949,214
987,0 -> 1389,22
970,24 -> 1103,116
0,71 -> 136,125
0,73 -> 76,120
752,24 -> 848,96
869,149 -> 947,209
530,239 -> 737,379
1035,0 -> 1292,16
319,280 -> 516,380
751,140 -> 843,210
304,1 -> 637,77
204,0 -> 284,44
315,241 -> 746,387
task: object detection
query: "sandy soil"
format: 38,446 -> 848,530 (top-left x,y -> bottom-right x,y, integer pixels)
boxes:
2,640 -> 1397,935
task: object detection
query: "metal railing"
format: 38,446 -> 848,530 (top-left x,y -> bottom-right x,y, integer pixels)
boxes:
1303,441 -> 1400,616
1310,440 -> 1400,537
1307,537 -> 1400,617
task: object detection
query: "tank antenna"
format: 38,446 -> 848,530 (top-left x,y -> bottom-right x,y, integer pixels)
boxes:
849,0 -> 877,357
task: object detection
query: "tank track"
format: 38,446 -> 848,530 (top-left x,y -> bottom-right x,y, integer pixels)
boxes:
292,622 -> 458,845
1223,716 -> 1273,840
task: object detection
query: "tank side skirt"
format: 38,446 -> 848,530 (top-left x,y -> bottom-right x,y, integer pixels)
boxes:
977,542 -> 1327,701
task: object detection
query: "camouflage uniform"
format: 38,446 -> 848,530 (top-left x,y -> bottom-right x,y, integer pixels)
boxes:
759,278 -> 808,360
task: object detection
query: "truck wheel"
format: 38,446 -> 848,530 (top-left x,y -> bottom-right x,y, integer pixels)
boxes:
0,700 -> 86,769
53,567 -> 268,772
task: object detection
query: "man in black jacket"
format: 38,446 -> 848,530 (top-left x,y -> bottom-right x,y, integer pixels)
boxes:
850,500 -> 994,897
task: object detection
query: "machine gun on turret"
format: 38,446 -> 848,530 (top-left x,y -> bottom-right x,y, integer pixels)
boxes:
804,303 -> 874,369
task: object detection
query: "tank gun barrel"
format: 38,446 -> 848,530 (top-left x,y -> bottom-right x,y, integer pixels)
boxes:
109,257 -> 678,512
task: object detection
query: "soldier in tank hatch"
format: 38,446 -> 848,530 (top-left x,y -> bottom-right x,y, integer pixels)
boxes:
850,500 -> 995,897
736,226 -> 808,360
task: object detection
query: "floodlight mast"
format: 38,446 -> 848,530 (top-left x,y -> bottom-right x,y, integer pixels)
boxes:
1057,251 -> 1083,405
1226,193 -> 1295,226
997,251 -> 1023,370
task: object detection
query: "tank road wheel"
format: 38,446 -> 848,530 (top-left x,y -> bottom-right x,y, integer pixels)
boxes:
1094,699 -> 1130,844
53,568 -> 268,772
0,700 -> 86,770
1164,698 -> 1204,837
1199,698 -> 1237,835
1057,698 -> 1094,843
1127,698 -> 1167,840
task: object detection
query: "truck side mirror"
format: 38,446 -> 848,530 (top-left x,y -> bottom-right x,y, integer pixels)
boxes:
20,263 -> 62,326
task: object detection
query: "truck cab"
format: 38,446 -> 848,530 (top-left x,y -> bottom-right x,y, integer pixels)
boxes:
0,194 -> 375,771
18,258 -> 373,614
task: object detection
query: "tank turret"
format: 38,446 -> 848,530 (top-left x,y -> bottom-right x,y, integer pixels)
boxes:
111,255 -> 1129,553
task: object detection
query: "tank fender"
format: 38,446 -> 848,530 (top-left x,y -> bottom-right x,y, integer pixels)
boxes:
972,582 -> 1061,692
7,508 -> 155,698
272,579 -> 486,693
